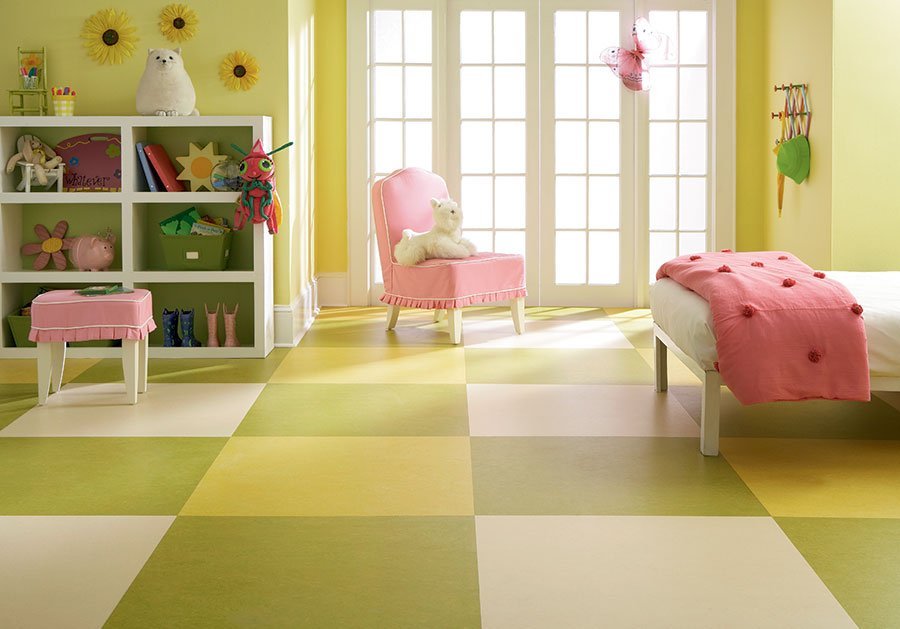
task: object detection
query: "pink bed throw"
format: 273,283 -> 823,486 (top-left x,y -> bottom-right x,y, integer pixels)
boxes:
656,251 -> 869,404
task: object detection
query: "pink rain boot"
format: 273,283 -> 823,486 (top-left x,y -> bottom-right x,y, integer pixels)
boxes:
223,303 -> 240,347
205,303 -> 220,347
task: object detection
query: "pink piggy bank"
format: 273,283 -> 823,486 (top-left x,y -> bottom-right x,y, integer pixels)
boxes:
65,231 -> 116,271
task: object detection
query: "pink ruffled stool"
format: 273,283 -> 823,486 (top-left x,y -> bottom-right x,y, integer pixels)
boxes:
29,289 -> 157,405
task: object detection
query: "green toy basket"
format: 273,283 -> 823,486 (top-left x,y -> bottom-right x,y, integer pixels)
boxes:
159,232 -> 233,271
7,314 -> 35,348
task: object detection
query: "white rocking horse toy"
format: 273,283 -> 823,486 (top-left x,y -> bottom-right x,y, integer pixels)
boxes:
5,134 -> 65,192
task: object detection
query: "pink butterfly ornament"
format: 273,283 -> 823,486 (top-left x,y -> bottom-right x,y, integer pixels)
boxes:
600,18 -> 673,92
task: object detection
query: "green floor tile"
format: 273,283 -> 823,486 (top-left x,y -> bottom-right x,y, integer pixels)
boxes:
671,386 -> 900,439
471,437 -> 766,515
71,349 -> 289,384
0,438 -> 226,515
300,316 -> 451,347
235,384 -> 469,436
465,349 -> 654,384
106,516 -> 481,629
0,384 -> 38,431
777,517 -> 900,629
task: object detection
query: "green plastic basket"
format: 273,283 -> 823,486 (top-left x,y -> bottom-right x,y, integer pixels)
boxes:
159,232 -> 233,271
7,314 -> 35,348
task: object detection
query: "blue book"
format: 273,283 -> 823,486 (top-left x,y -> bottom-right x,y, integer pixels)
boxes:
135,142 -> 161,192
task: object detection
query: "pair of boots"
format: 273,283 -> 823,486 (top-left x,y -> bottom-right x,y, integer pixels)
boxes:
162,308 -> 202,347
204,303 -> 240,347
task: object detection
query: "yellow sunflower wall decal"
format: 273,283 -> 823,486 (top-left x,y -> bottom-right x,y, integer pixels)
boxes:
160,4 -> 198,43
82,8 -> 138,65
220,51 -> 260,91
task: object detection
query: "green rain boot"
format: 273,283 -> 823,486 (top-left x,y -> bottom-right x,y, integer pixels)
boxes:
162,308 -> 181,347
180,309 -> 202,347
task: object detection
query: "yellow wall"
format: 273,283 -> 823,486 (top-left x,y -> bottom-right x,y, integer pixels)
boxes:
314,0 -> 347,273
760,0 -> 832,270
0,1 -> 302,303
832,0 -> 900,269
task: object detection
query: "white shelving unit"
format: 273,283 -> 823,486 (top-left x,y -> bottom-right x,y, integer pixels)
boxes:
0,115 -> 274,359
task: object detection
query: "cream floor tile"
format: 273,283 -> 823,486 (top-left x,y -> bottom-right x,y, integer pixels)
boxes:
270,347 -> 467,383
0,515 -> 174,629
475,516 -> 855,629
0,358 -> 98,384
721,438 -> 900,518
0,383 -> 264,437
467,384 -> 698,437
462,319 -> 633,349
181,436 -> 475,516
637,348 -> 702,385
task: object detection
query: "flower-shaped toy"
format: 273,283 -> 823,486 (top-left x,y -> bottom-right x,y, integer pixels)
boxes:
21,221 -> 69,270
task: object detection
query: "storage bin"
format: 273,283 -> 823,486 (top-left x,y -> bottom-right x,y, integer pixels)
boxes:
159,232 -> 232,271
6,314 -> 117,348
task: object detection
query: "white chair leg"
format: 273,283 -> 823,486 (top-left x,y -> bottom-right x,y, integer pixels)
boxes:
447,308 -> 462,345
36,342 -> 53,405
50,341 -> 67,394
654,334 -> 668,392
122,339 -> 139,405
386,304 -> 400,330
511,298 -> 525,334
433,309 -> 446,323
700,370 -> 721,456
138,336 -> 149,394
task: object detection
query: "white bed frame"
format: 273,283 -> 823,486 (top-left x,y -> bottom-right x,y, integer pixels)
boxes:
653,323 -> 900,457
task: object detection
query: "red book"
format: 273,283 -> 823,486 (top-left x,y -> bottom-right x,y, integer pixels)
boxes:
143,144 -> 186,192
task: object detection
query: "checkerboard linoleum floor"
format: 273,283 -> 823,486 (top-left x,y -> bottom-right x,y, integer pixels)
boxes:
2,307 -> 900,628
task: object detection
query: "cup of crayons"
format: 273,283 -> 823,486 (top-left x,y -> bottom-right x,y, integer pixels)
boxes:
19,66 -> 38,89
51,87 -> 76,116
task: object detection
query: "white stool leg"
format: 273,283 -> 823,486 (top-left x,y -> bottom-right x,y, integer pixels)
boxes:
700,370 -> 721,456
447,309 -> 462,345
50,342 -> 67,394
138,336 -> 149,394
122,339 -> 139,405
37,342 -> 53,405
511,298 -> 525,334
433,309 -> 446,323
386,304 -> 400,330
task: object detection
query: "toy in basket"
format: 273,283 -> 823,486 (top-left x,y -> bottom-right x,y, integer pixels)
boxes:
54,133 -> 122,191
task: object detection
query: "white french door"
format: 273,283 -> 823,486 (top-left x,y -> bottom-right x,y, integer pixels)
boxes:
347,0 -> 733,307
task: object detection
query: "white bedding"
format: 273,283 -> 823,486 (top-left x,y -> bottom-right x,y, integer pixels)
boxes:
650,271 -> 900,377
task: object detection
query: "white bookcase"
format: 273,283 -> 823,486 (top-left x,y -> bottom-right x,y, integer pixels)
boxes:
0,115 -> 274,358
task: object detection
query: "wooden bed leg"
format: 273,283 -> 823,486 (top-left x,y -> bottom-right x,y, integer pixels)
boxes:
654,334 -> 668,392
700,370 -> 721,456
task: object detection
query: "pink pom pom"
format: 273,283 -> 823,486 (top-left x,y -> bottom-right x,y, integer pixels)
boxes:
721,249 -> 733,253
751,261 -> 764,268
689,255 -> 701,261
782,278 -> 796,287
814,271 -> 826,279
808,349 -> 822,363
851,303 -> 864,315
718,265 -> 732,273
742,305 -> 755,317
778,255 -> 789,260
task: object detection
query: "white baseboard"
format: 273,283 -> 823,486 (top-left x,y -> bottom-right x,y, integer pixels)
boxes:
273,279 -> 318,347
316,272 -> 349,307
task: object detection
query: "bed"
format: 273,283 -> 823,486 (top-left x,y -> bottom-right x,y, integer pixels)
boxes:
650,271 -> 900,456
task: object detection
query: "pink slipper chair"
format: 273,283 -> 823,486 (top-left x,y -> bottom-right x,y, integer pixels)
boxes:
372,167 -> 527,344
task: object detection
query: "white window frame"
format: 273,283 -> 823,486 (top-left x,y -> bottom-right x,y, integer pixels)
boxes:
347,0 -> 734,307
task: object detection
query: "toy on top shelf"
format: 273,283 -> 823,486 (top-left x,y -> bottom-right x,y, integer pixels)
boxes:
6,134 -> 64,191
136,47 -> 199,116
9,47 -> 48,115
21,221 -> 70,270
51,87 -> 77,116
232,140 -> 292,235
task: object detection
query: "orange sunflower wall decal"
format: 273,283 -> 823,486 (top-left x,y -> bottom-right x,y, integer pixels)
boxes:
220,51 -> 260,91
82,8 -> 138,65
160,4 -> 198,43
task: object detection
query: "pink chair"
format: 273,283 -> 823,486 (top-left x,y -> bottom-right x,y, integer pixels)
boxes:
372,167 -> 526,344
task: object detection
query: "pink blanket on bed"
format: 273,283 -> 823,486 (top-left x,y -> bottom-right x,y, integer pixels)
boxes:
656,251 -> 870,404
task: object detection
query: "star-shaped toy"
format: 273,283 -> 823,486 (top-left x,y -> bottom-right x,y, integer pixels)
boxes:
176,142 -> 227,191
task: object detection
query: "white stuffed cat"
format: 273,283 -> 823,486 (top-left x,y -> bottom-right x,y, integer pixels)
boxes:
394,198 -> 477,266
136,48 -> 199,116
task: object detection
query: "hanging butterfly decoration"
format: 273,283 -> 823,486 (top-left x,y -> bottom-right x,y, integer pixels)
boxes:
599,18 -> 673,91
230,139 -> 293,235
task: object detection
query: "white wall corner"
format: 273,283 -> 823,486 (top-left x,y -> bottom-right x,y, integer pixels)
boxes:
316,273 -> 349,307
273,279 -> 317,347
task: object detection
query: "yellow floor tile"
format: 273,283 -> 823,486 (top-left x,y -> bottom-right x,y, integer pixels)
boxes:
181,436 -> 475,516
269,347 -> 467,383
0,359 -> 99,384
721,438 -> 900,517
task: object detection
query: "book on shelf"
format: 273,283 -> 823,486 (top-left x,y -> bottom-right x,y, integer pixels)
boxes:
135,142 -> 162,192
143,144 -> 186,192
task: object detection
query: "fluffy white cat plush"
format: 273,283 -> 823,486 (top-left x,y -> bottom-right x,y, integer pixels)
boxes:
136,48 -> 199,116
394,198 -> 478,266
